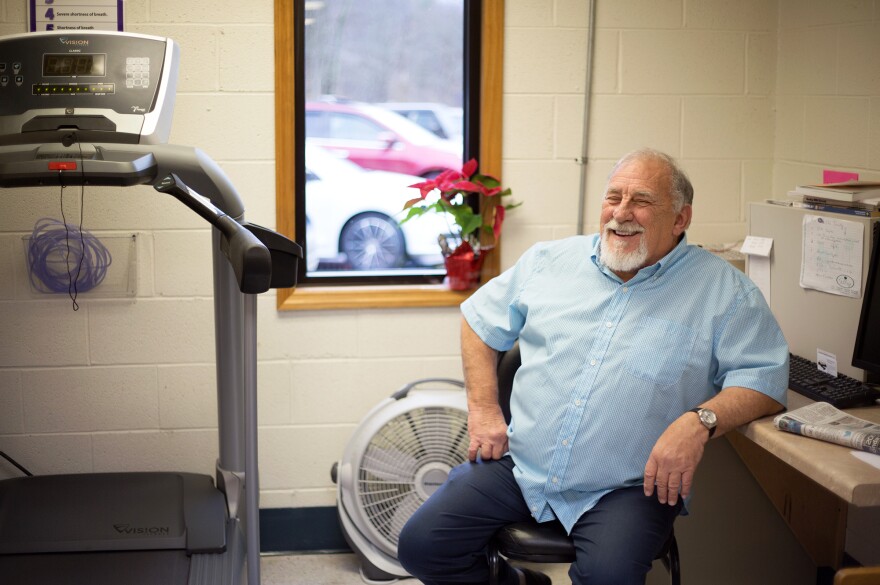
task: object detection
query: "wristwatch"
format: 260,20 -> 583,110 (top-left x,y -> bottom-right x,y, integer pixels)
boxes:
689,407 -> 717,438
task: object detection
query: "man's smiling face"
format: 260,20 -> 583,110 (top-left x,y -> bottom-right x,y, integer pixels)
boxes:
599,156 -> 691,281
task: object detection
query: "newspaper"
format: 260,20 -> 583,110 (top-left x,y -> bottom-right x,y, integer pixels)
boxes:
774,402 -> 880,455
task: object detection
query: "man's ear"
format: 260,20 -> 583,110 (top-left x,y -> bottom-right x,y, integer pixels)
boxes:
673,204 -> 692,236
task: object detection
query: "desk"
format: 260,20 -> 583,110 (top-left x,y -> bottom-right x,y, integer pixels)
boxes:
728,391 -> 880,571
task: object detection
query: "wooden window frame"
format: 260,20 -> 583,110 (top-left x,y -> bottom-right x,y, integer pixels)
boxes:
273,0 -> 504,310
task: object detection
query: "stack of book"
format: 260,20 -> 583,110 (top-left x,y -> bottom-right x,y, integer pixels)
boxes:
788,181 -> 880,217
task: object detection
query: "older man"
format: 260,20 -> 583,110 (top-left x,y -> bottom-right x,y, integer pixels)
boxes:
398,148 -> 788,585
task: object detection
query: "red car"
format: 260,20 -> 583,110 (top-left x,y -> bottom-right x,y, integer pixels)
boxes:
305,101 -> 462,178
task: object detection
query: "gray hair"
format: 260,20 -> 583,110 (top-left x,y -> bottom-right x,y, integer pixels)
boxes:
608,148 -> 694,211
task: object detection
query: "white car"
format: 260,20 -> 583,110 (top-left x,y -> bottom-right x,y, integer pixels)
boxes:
305,144 -> 453,272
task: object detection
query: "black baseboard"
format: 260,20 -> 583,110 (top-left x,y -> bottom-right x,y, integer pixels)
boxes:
260,506 -> 351,553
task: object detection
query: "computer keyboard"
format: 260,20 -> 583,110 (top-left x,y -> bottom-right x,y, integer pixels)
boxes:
788,354 -> 878,409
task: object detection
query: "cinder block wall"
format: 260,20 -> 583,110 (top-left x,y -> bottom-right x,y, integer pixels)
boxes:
771,0 -> 880,192
1,0 -> 878,517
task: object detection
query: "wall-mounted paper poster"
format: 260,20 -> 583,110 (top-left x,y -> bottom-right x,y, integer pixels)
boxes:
28,0 -> 124,33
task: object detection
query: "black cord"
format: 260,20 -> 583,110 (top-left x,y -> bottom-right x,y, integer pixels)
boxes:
58,138 -> 87,311
0,451 -> 33,477
30,139 -> 110,302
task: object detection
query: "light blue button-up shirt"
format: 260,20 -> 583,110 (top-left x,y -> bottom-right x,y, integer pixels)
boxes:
461,235 -> 788,533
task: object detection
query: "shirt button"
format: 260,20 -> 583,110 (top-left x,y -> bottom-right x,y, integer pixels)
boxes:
562,439 -> 569,446
590,359 -> 597,366
575,399 -> 582,406
606,321 -> 613,328
622,286 -> 629,292
552,476 -> 559,484
532,505 -> 538,511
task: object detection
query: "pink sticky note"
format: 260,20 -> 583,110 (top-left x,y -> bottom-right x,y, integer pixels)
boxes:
823,169 -> 859,183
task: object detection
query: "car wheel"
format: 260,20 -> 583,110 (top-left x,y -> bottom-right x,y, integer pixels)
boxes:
339,212 -> 406,270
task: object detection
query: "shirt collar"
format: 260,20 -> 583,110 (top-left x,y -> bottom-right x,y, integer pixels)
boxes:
591,234 -> 690,284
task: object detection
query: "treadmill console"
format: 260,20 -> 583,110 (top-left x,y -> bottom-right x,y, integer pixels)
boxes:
0,30 -> 178,145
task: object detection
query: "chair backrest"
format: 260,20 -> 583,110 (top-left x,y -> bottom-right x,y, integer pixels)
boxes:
496,343 -> 521,425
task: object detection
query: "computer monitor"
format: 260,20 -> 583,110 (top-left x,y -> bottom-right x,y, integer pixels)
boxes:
852,226 -> 880,381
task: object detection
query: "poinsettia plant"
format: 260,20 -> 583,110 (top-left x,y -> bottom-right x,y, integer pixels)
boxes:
401,159 -> 519,257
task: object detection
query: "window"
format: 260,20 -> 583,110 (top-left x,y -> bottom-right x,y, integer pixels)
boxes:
274,0 -> 504,310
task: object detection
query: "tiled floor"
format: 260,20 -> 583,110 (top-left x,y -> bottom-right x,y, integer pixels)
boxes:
261,553 -> 571,584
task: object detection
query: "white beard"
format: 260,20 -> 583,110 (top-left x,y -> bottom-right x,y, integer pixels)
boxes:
600,219 -> 649,274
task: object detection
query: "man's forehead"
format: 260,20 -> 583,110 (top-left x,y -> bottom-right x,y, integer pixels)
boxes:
607,159 -> 671,192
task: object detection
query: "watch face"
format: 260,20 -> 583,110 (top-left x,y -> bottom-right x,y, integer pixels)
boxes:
700,409 -> 717,426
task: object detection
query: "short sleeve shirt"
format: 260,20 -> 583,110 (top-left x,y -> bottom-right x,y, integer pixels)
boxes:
460,235 -> 789,532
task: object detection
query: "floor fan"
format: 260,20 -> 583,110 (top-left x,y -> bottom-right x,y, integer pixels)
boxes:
331,379 -> 468,582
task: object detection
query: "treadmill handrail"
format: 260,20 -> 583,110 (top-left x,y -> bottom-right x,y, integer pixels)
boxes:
155,173 -> 272,294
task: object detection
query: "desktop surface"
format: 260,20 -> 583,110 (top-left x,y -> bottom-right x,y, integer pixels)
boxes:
736,391 -> 880,507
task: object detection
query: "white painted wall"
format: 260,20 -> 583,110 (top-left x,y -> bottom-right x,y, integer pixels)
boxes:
1,0 -> 878,516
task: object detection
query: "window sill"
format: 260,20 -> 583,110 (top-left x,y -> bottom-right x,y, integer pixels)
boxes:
277,247 -> 499,311
276,284 -> 475,311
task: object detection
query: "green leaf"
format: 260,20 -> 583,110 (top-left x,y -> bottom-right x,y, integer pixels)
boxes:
399,205 -> 428,225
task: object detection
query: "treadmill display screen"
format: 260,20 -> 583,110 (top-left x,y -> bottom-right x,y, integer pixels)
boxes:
42,54 -> 106,77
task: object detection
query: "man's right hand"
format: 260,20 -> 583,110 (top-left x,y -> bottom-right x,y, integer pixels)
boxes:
467,406 -> 509,461
460,317 -> 509,461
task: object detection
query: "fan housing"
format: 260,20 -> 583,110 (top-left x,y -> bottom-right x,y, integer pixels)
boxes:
332,379 -> 468,581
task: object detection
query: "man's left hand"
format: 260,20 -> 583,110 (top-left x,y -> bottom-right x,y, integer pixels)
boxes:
642,413 -> 708,506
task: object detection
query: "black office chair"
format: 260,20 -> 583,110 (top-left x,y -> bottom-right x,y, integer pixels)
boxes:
487,343 -> 681,585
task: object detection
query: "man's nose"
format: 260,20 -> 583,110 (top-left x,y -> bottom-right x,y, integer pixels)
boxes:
613,198 -> 636,221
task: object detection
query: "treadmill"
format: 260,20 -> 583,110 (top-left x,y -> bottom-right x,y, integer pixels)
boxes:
0,30 -> 301,585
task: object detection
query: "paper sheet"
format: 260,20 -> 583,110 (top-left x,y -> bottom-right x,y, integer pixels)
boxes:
741,236 -> 773,304
816,349 -> 837,377
823,170 -> 860,184
799,215 -> 863,299
851,450 -> 880,471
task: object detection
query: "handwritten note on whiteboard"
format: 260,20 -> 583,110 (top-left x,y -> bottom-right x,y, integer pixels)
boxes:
799,214 -> 863,299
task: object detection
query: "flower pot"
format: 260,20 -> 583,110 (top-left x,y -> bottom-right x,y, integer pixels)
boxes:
444,249 -> 484,290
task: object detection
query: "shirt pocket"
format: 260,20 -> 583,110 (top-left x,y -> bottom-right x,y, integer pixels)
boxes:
623,316 -> 698,385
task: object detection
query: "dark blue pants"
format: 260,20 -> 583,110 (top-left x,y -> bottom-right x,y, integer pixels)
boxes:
398,457 -> 681,585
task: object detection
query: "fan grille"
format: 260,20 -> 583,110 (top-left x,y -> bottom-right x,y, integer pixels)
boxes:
357,405 -> 469,549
